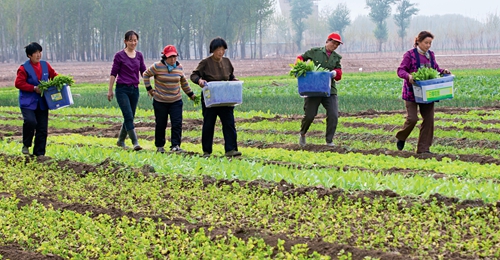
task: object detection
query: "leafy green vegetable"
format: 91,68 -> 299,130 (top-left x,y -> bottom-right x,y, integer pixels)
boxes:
192,93 -> 201,107
289,59 -> 328,78
38,74 -> 75,96
411,67 -> 440,81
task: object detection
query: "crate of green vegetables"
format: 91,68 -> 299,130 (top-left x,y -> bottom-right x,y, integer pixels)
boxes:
411,67 -> 454,103
38,75 -> 75,110
289,60 -> 332,97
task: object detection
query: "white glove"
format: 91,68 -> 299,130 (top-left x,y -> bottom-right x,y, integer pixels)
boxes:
331,70 -> 337,78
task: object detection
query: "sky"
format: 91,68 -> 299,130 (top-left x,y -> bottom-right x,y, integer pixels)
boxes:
316,0 -> 499,21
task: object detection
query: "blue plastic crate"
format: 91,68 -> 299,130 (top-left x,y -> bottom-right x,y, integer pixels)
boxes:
297,71 -> 332,97
44,84 -> 74,110
203,81 -> 243,108
413,74 -> 454,103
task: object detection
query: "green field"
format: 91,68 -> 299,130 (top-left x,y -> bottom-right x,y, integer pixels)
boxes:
0,69 -> 499,259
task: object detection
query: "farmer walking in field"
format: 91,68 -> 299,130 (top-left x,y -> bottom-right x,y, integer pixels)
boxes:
15,42 -> 58,157
296,32 -> 343,147
190,37 -> 242,158
107,30 -> 147,151
396,31 -> 450,154
143,45 -> 196,153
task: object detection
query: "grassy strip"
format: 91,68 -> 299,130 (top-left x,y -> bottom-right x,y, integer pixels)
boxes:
1,70 -> 498,114
1,138 -> 499,203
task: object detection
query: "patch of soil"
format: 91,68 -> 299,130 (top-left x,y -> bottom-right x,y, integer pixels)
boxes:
0,243 -> 64,260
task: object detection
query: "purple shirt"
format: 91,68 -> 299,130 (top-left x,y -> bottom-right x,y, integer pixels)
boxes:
110,50 -> 147,86
397,48 -> 443,102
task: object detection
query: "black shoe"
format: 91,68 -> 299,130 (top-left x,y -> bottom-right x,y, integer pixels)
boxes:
396,140 -> 405,151
417,151 -> 433,154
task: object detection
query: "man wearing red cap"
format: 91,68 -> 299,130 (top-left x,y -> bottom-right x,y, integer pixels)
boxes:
296,32 -> 343,147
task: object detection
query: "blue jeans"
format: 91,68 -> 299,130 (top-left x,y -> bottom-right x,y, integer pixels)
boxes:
153,99 -> 183,148
21,107 -> 49,156
115,84 -> 139,131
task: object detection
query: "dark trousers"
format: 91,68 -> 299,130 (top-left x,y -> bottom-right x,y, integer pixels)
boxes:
153,99 -> 183,148
201,101 -> 237,154
396,101 -> 435,153
115,84 -> 139,131
300,94 -> 338,143
21,107 -> 49,156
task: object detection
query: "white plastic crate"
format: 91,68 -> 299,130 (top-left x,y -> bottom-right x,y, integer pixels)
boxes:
413,74 -> 454,103
203,81 -> 243,108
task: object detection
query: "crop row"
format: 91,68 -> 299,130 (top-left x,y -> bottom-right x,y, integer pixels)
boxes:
1,154 -> 499,259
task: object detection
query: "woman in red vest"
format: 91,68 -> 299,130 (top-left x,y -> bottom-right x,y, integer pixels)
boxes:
14,42 -> 58,156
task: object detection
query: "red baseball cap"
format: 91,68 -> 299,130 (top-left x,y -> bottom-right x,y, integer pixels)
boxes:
162,45 -> 178,57
327,33 -> 343,44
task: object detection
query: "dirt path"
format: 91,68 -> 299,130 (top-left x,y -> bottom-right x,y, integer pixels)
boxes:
1,52 -> 499,87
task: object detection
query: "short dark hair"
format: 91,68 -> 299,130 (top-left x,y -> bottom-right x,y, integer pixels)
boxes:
124,30 -> 139,41
25,42 -> 42,57
209,37 -> 227,53
414,31 -> 434,47
124,30 -> 139,47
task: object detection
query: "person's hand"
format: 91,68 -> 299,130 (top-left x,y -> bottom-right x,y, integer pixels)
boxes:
107,90 -> 114,102
34,86 -> 41,94
331,70 -> 337,78
189,94 -> 196,101
198,78 -> 207,87
408,74 -> 415,85
147,89 -> 155,98
442,69 -> 451,74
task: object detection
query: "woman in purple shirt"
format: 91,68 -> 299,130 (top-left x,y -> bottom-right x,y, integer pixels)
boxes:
107,30 -> 147,151
395,31 -> 450,154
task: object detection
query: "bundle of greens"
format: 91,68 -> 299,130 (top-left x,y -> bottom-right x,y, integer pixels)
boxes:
289,59 -> 328,78
192,94 -> 201,107
38,74 -> 75,96
411,67 -> 440,81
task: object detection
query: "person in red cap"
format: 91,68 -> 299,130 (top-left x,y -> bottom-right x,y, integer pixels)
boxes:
143,45 -> 196,153
296,32 -> 343,147
108,30 -> 147,151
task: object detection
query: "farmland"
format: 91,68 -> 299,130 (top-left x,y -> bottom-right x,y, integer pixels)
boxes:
0,65 -> 500,259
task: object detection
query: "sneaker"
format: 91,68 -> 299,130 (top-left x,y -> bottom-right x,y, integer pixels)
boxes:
22,146 -> 29,155
299,134 -> 306,147
225,150 -> 242,157
133,145 -> 143,151
170,145 -> 185,153
156,147 -> 166,153
202,152 -> 211,158
396,140 -> 405,151
326,142 -> 335,147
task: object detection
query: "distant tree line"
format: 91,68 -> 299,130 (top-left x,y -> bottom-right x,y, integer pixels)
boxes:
1,0 -> 499,63
0,0 -> 274,62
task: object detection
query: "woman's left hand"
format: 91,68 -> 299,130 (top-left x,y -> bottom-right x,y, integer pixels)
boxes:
147,89 -> 155,98
442,69 -> 450,74
189,94 -> 196,101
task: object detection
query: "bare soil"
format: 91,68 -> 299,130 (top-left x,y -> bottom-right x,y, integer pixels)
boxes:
1,52 -> 499,87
